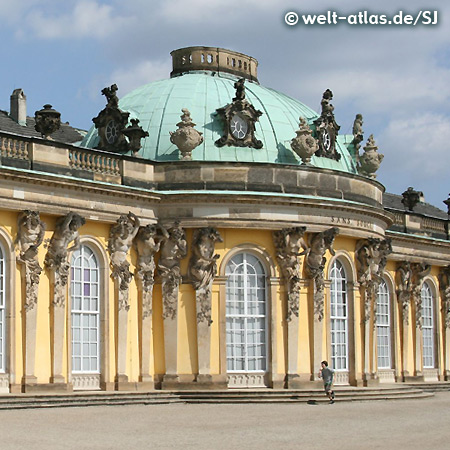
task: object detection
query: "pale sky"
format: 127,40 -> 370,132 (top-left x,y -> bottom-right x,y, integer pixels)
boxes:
1,0 -> 449,208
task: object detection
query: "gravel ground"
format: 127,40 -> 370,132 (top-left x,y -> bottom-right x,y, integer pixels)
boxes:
1,392 -> 450,449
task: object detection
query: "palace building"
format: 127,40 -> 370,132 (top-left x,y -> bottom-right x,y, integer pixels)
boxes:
0,46 -> 449,393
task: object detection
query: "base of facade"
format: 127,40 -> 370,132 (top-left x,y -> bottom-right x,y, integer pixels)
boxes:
161,374 -> 227,390
403,375 -> 424,382
137,375 -> 154,391
23,382 -> 73,393
363,373 -> 380,387
285,373 -> 315,389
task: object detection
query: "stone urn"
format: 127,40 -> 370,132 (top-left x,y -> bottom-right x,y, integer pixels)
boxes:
34,104 -> 61,139
290,117 -> 318,165
170,109 -> 203,160
358,134 -> 384,178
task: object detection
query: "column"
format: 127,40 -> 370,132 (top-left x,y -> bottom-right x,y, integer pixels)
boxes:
50,269 -> 67,387
116,282 -> 130,389
161,275 -> 180,387
196,287 -> 213,383
139,287 -> 153,389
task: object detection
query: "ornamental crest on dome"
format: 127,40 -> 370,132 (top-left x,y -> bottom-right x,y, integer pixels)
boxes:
93,84 -> 148,155
313,89 -> 341,161
215,78 -> 263,149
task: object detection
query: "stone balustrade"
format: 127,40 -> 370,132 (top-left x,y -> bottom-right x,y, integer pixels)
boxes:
1,131 -> 448,239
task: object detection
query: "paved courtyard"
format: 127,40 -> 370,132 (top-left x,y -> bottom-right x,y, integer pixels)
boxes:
1,392 -> 449,449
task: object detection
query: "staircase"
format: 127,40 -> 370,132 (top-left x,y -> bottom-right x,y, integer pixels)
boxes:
0,385 -> 433,410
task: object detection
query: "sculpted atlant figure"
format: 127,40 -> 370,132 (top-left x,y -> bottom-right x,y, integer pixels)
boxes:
438,266 -> 450,328
188,227 -> 223,325
45,212 -> 86,307
305,228 -> 339,321
108,212 -> 140,310
273,227 -> 307,321
134,224 -> 169,318
411,262 -> 431,328
15,210 -> 46,311
396,261 -> 412,323
355,238 -> 392,321
158,223 -> 187,320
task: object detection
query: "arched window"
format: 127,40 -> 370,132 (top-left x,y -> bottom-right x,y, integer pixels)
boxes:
330,259 -> 348,371
0,244 -> 5,373
376,280 -> 392,369
71,245 -> 100,374
225,252 -> 267,373
422,282 -> 435,368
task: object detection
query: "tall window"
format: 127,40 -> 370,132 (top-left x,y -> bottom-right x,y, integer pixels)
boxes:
0,245 -> 5,373
422,282 -> 435,368
376,280 -> 391,369
226,252 -> 267,372
71,245 -> 100,373
330,259 -> 348,371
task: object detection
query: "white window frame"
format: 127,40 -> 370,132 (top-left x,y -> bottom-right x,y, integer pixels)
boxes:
71,245 -> 100,374
376,280 -> 392,369
0,244 -> 5,373
226,252 -> 268,373
330,259 -> 348,371
421,282 -> 435,369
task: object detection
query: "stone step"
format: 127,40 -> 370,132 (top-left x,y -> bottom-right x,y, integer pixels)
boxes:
405,382 -> 450,391
183,394 -> 433,404
0,387 -> 433,410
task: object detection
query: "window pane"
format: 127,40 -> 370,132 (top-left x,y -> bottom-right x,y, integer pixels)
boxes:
71,245 -> 100,374
330,260 -> 348,372
226,252 -> 267,374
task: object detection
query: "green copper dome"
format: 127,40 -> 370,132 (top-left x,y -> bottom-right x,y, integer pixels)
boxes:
82,52 -> 356,174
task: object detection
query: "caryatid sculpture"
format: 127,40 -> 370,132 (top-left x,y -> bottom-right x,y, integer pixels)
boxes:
108,212 -> 140,311
188,227 -> 223,325
411,262 -> 431,328
158,222 -> 187,320
273,226 -> 308,321
44,212 -> 86,307
305,227 -> 339,321
134,223 -> 169,318
438,266 -> 450,328
396,261 -> 413,324
15,210 -> 46,311
355,238 -> 392,321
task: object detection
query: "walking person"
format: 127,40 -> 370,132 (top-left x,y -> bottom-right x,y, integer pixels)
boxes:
318,360 -> 335,404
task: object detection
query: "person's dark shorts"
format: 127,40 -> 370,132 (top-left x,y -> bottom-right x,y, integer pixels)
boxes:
324,382 -> 332,393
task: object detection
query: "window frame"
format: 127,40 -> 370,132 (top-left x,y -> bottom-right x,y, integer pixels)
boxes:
330,259 -> 349,372
70,244 -> 101,374
225,251 -> 268,374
